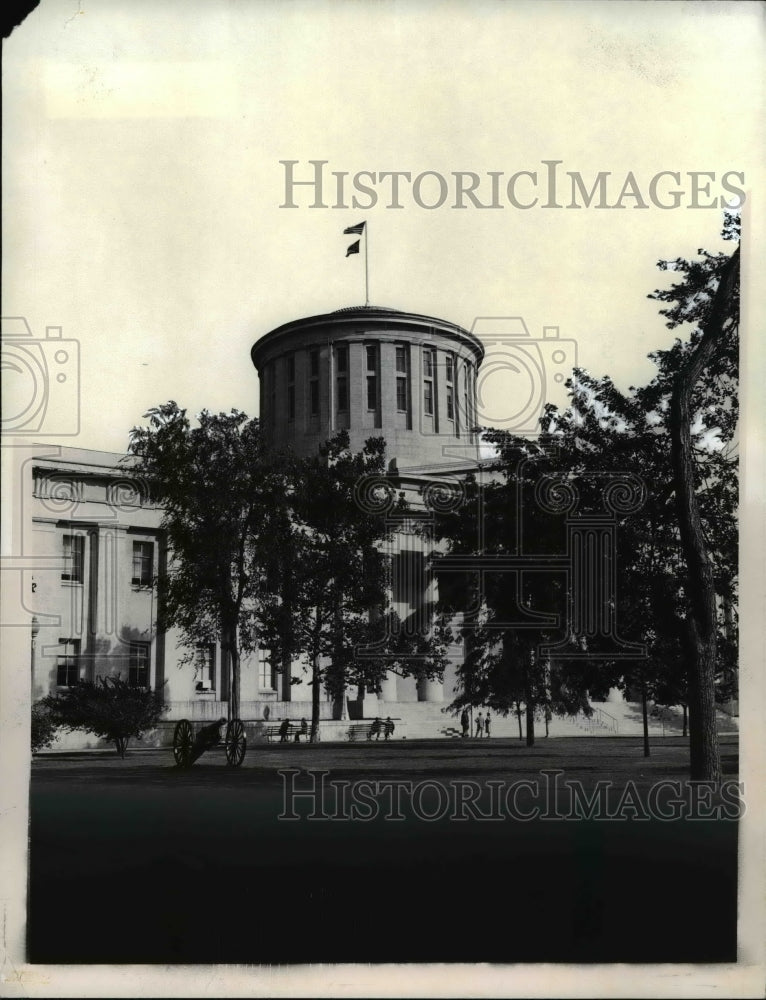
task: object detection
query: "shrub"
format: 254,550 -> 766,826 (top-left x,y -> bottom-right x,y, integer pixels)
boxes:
31,700 -> 59,753
43,676 -> 167,757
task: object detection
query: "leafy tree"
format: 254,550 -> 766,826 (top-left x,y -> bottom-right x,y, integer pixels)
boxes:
43,677 -> 166,757
259,431 -> 449,741
434,216 -> 738,772
431,451 -> 612,746
31,699 -> 59,753
128,403 -> 288,720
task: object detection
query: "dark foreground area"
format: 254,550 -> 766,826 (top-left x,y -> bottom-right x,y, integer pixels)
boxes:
29,736 -> 739,965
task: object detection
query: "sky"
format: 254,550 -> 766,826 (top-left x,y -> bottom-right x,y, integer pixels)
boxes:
3,0 -> 764,454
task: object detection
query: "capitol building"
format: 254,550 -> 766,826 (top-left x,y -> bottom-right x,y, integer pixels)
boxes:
29,304 -> 490,743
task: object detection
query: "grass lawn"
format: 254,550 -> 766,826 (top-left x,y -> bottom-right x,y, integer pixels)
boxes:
28,736 -> 739,965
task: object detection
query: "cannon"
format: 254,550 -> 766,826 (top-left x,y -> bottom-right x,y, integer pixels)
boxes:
172,717 -> 247,768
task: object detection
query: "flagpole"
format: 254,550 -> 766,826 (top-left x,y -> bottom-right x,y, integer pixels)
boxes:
364,222 -> 369,306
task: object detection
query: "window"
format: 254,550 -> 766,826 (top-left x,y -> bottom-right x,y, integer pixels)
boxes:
337,376 -> 349,411
395,344 -> 409,412
57,639 -> 80,686
446,354 -> 454,384
424,380 -> 433,416
61,534 -> 84,583
447,386 -> 455,420
287,354 -> 295,420
365,344 -> 378,411
129,642 -> 150,687
258,648 -> 277,691
396,378 -> 408,411
336,345 -> 349,412
423,349 -> 434,416
195,644 -> 215,692
309,349 -> 320,416
131,540 -> 154,587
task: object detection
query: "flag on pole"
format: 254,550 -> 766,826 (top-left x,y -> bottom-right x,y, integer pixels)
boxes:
343,222 -> 366,235
345,240 -> 360,257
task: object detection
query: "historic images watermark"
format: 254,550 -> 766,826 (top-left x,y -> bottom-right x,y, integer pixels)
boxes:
279,768 -> 745,823
1,316 -> 80,437
279,160 -> 746,211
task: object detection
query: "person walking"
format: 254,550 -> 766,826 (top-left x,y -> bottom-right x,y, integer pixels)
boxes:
475,711 -> 484,738
485,711 -> 491,738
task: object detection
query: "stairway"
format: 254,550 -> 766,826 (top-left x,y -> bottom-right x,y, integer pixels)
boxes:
377,699 -> 738,740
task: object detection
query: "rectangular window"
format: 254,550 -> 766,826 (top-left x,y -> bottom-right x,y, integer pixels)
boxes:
61,534 -> 84,583
396,377 -> 408,411
57,639 -> 81,687
287,354 -> 295,420
195,643 -> 215,692
396,346 -> 407,373
131,540 -> 154,587
258,648 -> 277,691
423,349 -> 433,378
447,386 -> 455,420
337,376 -> 349,411
424,380 -> 433,416
366,345 -> 377,372
309,349 -> 320,416
446,355 -> 454,383
129,642 -> 150,687
336,345 -> 348,373
367,375 -> 377,411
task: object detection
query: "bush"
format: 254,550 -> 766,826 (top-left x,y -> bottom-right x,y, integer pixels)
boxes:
43,676 -> 167,757
31,700 -> 59,753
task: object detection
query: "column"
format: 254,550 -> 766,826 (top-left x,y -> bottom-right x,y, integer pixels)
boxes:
379,670 -> 398,702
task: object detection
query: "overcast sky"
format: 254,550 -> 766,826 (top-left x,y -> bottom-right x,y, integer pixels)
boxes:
3,0 -> 763,453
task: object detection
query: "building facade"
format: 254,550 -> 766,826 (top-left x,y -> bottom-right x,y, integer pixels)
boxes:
29,304 -> 485,738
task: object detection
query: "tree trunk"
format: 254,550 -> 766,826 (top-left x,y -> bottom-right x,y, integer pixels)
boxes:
516,702 -> 523,740
669,247 -> 737,783
682,703 -> 688,739
310,651 -> 321,743
115,736 -> 128,758
524,650 -> 535,747
225,624 -> 240,722
641,674 -> 650,758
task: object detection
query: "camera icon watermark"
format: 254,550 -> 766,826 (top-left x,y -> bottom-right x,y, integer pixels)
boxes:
1,317 -> 80,435
471,317 -> 577,435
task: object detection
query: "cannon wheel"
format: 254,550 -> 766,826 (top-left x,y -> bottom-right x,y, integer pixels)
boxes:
173,719 -> 194,767
225,719 -> 246,767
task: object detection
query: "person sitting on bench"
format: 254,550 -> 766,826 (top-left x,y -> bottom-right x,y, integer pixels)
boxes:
279,718 -> 291,742
384,717 -> 395,740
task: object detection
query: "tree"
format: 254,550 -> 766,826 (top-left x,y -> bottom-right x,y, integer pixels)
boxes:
664,244 -> 739,782
128,403 -> 287,721
43,677 -> 166,757
431,451 -> 610,747
259,431 -> 449,741
433,216 -> 739,771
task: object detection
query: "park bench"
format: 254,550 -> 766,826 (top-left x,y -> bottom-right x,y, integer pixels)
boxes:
347,721 -> 396,742
265,723 -> 311,743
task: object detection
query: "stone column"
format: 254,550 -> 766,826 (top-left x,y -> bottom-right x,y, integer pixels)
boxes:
379,670 -> 398,702
417,676 -> 444,702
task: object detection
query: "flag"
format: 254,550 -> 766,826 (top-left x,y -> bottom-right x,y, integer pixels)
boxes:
343,222 -> 366,235
346,240 -> 360,257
